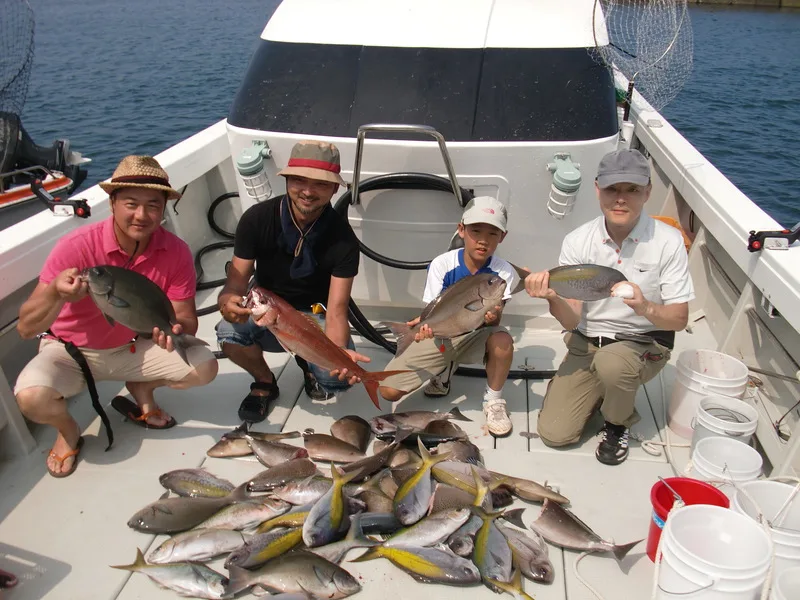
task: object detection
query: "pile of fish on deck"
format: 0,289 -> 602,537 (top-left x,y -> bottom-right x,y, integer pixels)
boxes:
115,410 -> 643,599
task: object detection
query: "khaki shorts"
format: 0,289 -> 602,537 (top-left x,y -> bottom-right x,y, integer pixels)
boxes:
381,326 -> 505,393
14,337 -> 215,399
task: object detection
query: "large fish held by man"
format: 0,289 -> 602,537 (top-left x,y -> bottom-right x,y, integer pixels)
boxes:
83,265 -> 208,365
244,286 -> 413,409
381,272 -> 507,357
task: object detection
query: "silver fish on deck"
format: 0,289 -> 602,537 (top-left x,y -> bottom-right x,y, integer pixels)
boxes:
547,264 -> 627,302
83,265 -> 208,364
351,544 -> 481,586
369,407 -> 471,434
393,438 -> 451,525
528,499 -> 643,560
382,272 -> 507,356
111,548 -> 227,599
246,435 -> 309,467
206,427 -> 302,458
159,468 -> 234,498
127,483 -> 249,534
248,457 -> 319,492
194,497 -> 290,531
303,466 -> 359,547
224,527 -> 304,569
225,550 -> 361,598
309,514 -> 379,564
147,529 -> 247,564
496,521 -> 554,584
303,432 -> 366,463
473,507 -> 513,591
384,508 -> 470,548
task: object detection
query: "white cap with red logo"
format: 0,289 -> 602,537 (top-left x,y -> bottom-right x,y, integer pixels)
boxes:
461,196 -> 508,233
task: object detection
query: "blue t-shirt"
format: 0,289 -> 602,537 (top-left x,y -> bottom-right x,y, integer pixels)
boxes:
423,249 -> 517,303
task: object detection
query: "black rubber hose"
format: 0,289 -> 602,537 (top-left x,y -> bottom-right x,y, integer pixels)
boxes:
332,172 -> 474,270
208,192 -> 238,239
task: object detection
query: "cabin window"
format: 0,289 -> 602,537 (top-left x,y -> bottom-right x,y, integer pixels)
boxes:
228,41 -> 618,142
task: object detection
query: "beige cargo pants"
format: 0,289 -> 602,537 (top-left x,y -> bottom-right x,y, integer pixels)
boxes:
537,331 -> 670,446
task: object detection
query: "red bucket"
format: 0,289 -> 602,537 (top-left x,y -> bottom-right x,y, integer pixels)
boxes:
647,477 -> 730,562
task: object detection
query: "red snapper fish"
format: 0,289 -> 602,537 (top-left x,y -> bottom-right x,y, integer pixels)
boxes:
244,287 -> 412,409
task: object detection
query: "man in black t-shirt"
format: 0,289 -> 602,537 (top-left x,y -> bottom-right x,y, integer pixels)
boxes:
216,140 -> 370,423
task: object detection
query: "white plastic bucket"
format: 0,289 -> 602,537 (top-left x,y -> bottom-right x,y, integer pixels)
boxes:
657,505 -> 771,599
669,350 -> 749,439
771,566 -> 800,600
734,481 -> 800,580
691,437 -> 763,502
690,396 -> 759,454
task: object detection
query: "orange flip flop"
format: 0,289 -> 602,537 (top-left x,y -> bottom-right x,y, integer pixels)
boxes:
110,396 -> 177,429
47,436 -> 84,478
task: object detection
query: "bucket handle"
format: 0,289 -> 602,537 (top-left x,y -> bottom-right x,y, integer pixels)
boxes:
658,578 -> 715,596
690,416 -> 752,437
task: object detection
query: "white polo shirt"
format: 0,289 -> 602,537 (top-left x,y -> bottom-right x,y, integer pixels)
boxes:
559,215 -> 695,337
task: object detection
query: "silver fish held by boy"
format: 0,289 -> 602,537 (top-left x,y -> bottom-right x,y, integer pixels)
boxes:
147,528 -> 247,564
83,265 -> 208,364
111,548 -> 227,599
127,484 -> 249,534
547,264 -> 627,302
158,468 -> 235,498
528,499 -> 644,560
224,550 -> 361,598
381,272 -> 507,356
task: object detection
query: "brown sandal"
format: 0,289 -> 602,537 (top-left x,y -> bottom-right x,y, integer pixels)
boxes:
47,436 -> 84,478
110,396 -> 177,429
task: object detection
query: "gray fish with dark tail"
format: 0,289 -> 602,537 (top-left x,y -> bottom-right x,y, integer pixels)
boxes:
206,426 -> 302,458
381,272 -> 507,356
127,483 -> 249,534
303,432 -> 366,463
245,435 -> 309,467
83,265 -> 208,365
248,457 -> 319,492
547,263 -> 627,302
528,498 -> 643,560
225,551 -> 361,598
159,468 -> 234,498
369,407 -> 471,435
111,548 -> 227,599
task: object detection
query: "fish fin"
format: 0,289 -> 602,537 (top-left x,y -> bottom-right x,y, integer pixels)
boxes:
349,546 -> 382,563
612,538 -> 644,562
470,465 -> 490,507
229,481 -> 251,502
380,321 -> 414,357
393,427 -> 413,445
487,568 -> 534,600
501,508 -> 527,530
159,490 -> 170,500
110,547 -> 147,571
507,262 -> 531,296
224,564 -> 254,597
107,294 -> 130,308
464,299 -> 484,311
448,406 -> 472,422
357,470 -> 393,500
173,343 -> 189,365
362,379 -> 382,410
103,313 -> 116,327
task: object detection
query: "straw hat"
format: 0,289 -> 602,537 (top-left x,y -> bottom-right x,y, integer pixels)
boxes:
277,140 -> 347,186
99,155 -> 182,200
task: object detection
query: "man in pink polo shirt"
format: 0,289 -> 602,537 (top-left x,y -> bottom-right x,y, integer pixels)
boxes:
14,155 -> 218,478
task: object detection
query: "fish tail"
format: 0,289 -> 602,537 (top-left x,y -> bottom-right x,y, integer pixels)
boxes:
501,507 -> 527,530
224,564 -> 254,596
448,406 -> 472,422
360,378 -> 383,409
357,469 -> 392,500
487,568 -> 533,600
612,538 -> 644,561
172,333 -> 209,365
380,321 -> 414,356
349,546 -> 384,563
110,547 -> 147,571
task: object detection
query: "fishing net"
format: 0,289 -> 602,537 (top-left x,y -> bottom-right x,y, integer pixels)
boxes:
0,0 -> 35,116
591,0 -> 693,115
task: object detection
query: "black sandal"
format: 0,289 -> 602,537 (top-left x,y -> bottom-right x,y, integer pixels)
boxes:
238,380 -> 279,423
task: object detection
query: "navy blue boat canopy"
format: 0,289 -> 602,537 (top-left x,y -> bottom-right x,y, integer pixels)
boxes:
228,41 -> 618,142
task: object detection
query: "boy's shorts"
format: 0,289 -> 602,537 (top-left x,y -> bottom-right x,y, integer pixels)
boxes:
380,325 -> 507,393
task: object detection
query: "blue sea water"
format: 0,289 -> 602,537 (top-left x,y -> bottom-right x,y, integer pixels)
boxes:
5,1 -> 800,227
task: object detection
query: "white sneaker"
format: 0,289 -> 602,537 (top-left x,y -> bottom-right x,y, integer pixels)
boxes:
484,398 -> 512,437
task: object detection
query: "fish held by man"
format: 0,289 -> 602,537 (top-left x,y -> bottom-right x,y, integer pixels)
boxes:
83,265 -> 208,364
244,286 -> 414,409
381,272 -> 507,357
546,264 -> 627,302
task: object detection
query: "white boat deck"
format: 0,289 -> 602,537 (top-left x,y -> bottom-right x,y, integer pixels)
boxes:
0,290 -> 717,600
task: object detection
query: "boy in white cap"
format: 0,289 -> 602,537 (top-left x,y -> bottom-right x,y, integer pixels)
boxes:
525,149 -> 694,465
379,196 -> 518,437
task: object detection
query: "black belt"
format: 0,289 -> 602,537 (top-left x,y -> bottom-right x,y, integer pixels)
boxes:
575,329 -> 674,350
44,330 -> 114,451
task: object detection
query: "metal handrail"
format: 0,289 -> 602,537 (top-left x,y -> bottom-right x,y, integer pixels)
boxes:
349,123 -> 465,207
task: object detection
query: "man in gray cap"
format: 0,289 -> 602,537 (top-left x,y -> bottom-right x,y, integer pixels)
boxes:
525,148 -> 694,465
